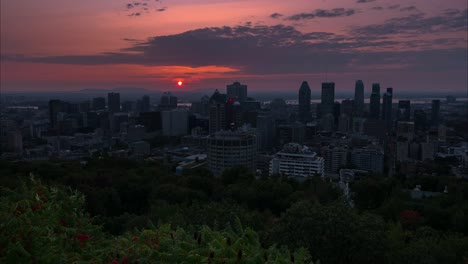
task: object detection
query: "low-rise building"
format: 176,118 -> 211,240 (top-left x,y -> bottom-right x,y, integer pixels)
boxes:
270,143 -> 325,179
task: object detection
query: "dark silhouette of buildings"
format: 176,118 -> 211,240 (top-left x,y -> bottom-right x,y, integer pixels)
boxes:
298,81 -> 311,123
431,99 -> 440,126
397,100 -> 411,121
209,89 -> 227,134
354,80 -> 364,117
369,83 -> 381,119
140,95 -> 151,112
107,92 -> 121,113
226,81 -> 248,102
414,110 -> 427,131
321,82 -> 335,116
382,87 -> 393,131
92,97 -> 106,111
48,99 -> 61,129
160,92 -> 178,110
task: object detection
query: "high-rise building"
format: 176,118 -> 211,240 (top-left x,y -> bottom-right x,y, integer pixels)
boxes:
321,145 -> 348,174
107,92 -> 121,113
382,87 -> 393,131
270,143 -> 325,179
354,80 -> 365,117
160,92 -> 178,110
369,83 -> 381,119
48,99 -> 62,129
321,82 -> 335,116
162,109 -> 188,136
298,81 -> 311,123
208,130 -> 257,176
209,89 -> 227,134
341,99 -> 354,118
256,114 -> 275,151
140,95 -> 151,112
92,97 -> 106,111
191,95 -> 210,116
226,81 -> 248,102
431,99 -> 440,126
351,146 -> 384,173
397,100 -> 411,121
413,110 -> 427,131
138,111 -> 162,132
396,121 -> 415,141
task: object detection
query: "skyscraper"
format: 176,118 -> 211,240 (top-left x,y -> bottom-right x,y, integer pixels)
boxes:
431,99 -> 440,126
107,92 -> 121,113
354,80 -> 364,117
321,82 -> 335,116
226,81 -> 248,102
92,97 -> 106,111
397,100 -> 411,121
298,81 -> 311,123
140,95 -> 151,112
369,83 -> 381,119
382,87 -> 393,131
48,99 -> 62,129
209,89 -> 227,134
160,92 -> 178,110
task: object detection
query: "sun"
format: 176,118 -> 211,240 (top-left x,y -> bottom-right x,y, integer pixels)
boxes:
177,81 -> 183,86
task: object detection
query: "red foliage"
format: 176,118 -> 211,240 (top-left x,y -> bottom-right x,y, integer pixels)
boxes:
31,203 -> 41,211
76,234 -> 90,242
400,209 -> 420,224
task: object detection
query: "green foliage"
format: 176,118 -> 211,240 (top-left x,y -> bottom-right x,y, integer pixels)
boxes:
0,179 -> 311,263
1,160 -> 467,263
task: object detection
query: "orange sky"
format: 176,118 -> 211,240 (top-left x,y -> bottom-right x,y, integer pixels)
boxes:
1,0 -> 467,92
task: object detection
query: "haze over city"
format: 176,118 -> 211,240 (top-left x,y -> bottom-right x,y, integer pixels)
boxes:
1,0 -> 467,92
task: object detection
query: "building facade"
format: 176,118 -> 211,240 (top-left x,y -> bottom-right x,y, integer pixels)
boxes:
270,143 -> 325,179
208,130 -> 257,176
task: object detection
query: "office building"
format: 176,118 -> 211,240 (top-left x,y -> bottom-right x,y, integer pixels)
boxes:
256,114 -> 275,150
396,121 -> 415,141
107,92 -> 121,113
354,80 -> 364,117
413,110 -> 427,131
160,92 -> 178,110
162,109 -> 188,136
369,83 -> 380,119
382,87 -> 393,131
138,112 -> 162,132
270,143 -> 325,179
92,97 -> 106,111
298,81 -> 311,123
48,99 -> 62,129
351,146 -> 384,173
397,100 -> 411,121
226,81 -> 248,102
431,100 -> 440,126
341,99 -> 354,118
208,90 -> 227,134
208,130 -> 257,176
321,82 -> 335,116
140,95 -> 151,112
321,145 -> 348,174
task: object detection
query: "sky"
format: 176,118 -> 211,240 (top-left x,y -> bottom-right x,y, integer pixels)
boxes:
1,0 -> 467,93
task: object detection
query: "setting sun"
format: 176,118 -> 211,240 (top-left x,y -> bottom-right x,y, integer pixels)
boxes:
177,81 -> 183,86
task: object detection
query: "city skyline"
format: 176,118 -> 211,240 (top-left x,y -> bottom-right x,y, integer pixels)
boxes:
1,0 -> 467,92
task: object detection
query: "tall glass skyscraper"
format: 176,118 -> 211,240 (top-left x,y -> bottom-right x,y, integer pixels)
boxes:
369,83 -> 381,119
298,81 -> 311,123
321,82 -> 335,116
354,80 -> 364,117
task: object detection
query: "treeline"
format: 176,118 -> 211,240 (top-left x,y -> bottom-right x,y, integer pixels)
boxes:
0,159 -> 467,263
